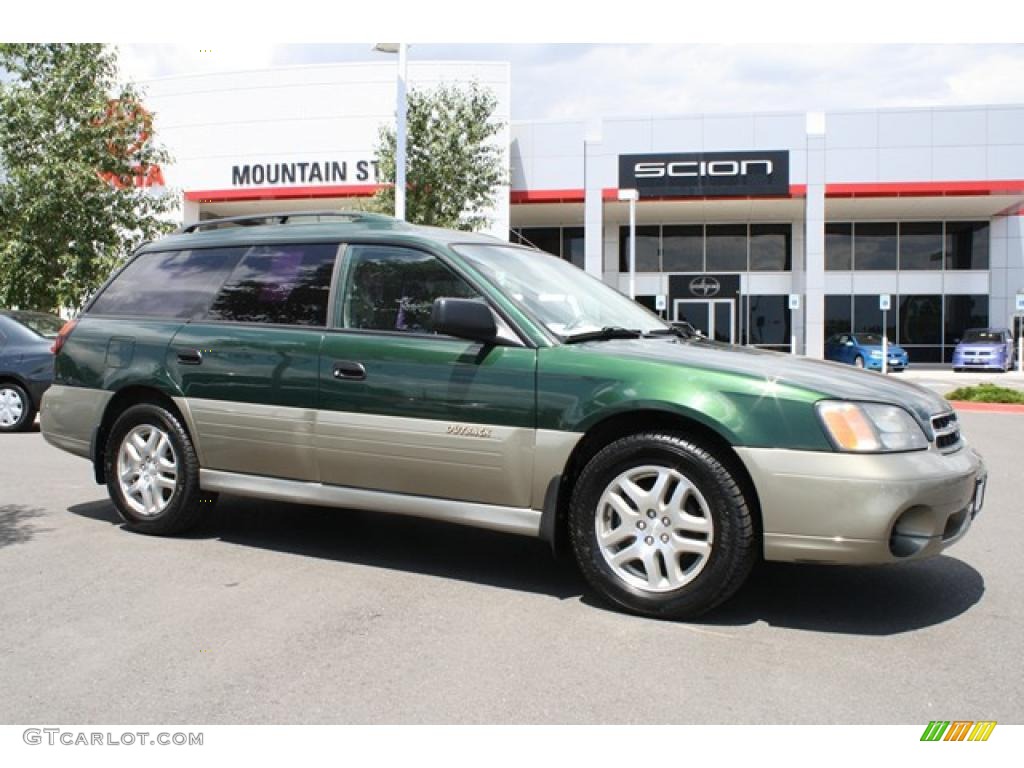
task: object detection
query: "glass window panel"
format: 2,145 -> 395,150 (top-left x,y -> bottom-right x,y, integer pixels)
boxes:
853,294 -> 897,339
705,224 -> 748,272
619,225 -> 660,272
661,225 -> 703,272
945,221 -> 989,270
825,223 -> 853,271
944,294 -> 989,345
906,346 -> 944,363
854,222 -> 898,270
899,222 -> 943,270
747,295 -> 790,345
518,227 -> 561,258
562,227 -> 586,269
824,295 -> 853,339
208,244 -> 338,326
749,224 -> 791,271
91,248 -> 247,319
340,246 -> 480,333
898,294 -> 942,345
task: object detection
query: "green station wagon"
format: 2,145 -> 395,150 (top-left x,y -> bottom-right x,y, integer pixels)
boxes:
42,211 -> 987,619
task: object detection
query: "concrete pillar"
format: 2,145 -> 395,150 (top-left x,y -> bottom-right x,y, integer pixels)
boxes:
583,134 -> 605,278
182,199 -> 200,227
804,131 -> 827,359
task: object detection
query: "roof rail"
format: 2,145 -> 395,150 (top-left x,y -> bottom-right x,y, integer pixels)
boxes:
174,210 -> 396,234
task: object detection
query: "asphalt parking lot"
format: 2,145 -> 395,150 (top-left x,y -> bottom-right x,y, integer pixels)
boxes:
1,412 -> 1021,725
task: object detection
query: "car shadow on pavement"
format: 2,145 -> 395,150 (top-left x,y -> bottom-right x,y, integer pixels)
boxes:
68,496 -> 985,633
69,495 -> 587,600
0,504 -> 48,547
692,557 -> 985,635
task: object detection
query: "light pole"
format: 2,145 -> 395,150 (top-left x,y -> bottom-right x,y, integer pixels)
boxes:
618,188 -> 638,299
373,43 -> 408,221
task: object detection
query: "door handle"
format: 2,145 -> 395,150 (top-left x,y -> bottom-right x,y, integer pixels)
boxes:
332,360 -> 366,381
176,348 -> 203,365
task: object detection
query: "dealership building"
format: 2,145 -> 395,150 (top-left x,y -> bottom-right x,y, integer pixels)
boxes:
143,61 -> 1024,360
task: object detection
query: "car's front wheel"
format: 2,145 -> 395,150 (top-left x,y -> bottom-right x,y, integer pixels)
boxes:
853,355 -> 865,368
0,382 -> 35,432
569,432 -> 756,620
104,403 -> 214,535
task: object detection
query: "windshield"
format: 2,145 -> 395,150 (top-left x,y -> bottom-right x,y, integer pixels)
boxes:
12,312 -> 64,339
856,333 -> 884,346
962,329 -> 1002,343
453,244 -> 669,338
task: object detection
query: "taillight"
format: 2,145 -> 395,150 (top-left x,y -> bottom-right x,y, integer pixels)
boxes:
51,318 -> 78,355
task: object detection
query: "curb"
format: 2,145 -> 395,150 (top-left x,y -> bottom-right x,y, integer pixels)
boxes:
948,400 -> 1024,413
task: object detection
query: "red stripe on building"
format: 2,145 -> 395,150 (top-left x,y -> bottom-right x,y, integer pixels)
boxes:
509,180 -> 1024,205
825,180 -> 1024,198
184,184 -> 385,203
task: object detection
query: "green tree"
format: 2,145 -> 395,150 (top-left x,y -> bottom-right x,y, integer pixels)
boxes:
0,44 -> 175,312
373,81 -> 505,230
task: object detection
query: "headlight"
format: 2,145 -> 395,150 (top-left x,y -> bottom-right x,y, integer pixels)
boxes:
870,350 -> 882,357
816,401 -> 929,452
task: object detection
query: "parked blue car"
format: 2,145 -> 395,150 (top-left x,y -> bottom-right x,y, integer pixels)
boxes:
0,310 -> 62,432
952,328 -> 1015,372
824,332 -> 909,371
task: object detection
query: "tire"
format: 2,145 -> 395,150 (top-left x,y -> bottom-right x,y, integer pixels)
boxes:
103,402 -> 215,535
853,355 -> 865,369
568,432 -> 756,620
0,382 -> 35,433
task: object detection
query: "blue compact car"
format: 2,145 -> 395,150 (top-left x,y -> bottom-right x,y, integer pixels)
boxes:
824,332 -> 910,371
952,328 -> 1015,372
0,310 -> 62,432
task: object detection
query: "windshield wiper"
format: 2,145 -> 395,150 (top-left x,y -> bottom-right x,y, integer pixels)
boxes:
563,326 -> 644,344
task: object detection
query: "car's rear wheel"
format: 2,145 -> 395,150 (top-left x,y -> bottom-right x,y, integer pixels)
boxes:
569,432 -> 756,620
104,403 -> 214,535
0,383 -> 34,433
854,355 -> 865,368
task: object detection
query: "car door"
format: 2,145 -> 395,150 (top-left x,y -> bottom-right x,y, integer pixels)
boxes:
169,242 -> 339,482
316,242 -> 537,508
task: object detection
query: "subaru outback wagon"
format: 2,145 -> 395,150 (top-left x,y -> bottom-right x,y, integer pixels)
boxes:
42,211 -> 987,620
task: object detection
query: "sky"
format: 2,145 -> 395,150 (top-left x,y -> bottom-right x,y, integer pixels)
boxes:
118,44 -> 1024,122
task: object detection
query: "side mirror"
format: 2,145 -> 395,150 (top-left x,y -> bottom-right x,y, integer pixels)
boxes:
845,340 -> 855,346
431,298 -> 497,344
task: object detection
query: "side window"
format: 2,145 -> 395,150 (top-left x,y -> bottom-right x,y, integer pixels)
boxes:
207,243 -> 339,327
339,245 -> 480,333
89,248 -> 247,319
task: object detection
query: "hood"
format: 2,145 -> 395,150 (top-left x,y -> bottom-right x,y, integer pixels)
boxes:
955,342 -> 1006,353
575,337 -> 950,423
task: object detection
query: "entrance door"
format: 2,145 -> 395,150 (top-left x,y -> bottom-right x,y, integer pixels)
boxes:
673,299 -> 736,343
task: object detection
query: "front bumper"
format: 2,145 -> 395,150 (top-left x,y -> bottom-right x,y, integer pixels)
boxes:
953,357 -> 1007,370
864,355 -> 908,371
736,444 -> 986,564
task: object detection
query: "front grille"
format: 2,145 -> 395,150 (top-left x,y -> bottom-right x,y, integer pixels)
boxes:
931,412 -> 961,452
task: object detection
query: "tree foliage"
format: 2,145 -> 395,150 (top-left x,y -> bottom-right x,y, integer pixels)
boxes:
0,44 -> 175,312
372,81 -> 505,231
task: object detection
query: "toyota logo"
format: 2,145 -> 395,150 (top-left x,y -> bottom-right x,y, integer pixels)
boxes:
689,276 -> 721,298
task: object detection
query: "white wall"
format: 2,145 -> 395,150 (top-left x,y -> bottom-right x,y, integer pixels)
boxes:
142,61 -> 512,237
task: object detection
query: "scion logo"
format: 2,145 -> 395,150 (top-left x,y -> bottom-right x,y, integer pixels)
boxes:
634,159 -> 774,179
689,277 -> 721,298
619,150 -> 789,198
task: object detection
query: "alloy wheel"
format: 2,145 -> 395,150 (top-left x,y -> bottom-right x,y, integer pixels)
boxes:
595,464 -> 714,593
117,424 -> 179,517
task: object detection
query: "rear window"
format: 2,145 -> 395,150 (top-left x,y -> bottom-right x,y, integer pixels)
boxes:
11,312 -> 64,338
90,248 -> 247,319
206,243 -> 338,326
